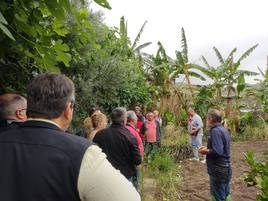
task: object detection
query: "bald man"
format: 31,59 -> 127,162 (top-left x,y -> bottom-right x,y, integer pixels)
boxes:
0,93 -> 27,133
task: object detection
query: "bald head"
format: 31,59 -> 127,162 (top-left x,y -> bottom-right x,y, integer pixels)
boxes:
0,93 -> 27,121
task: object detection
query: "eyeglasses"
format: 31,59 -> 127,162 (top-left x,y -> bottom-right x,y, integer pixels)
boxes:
15,108 -> 27,115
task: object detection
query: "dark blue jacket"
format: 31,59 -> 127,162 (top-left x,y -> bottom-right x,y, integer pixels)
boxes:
206,123 -> 231,176
0,120 -> 91,201
0,120 -> 22,133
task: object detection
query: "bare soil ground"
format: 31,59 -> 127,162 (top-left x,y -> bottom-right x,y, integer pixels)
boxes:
178,140 -> 268,201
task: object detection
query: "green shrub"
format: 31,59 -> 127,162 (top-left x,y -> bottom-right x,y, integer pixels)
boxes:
243,151 -> 268,201
150,152 -> 174,173
233,123 -> 268,141
147,151 -> 182,201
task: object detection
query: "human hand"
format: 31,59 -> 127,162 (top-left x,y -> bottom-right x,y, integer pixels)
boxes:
198,146 -> 209,154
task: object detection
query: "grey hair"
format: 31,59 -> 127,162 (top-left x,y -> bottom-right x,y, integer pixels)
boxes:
27,73 -> 75,119
111,107 -> 127,124
207,109 -> 222,123
127,110 -> 137,123
0,94 -> 26,119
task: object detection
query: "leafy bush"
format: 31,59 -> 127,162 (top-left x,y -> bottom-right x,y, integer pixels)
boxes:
233,123 -> 268,141
244,151 -> 268,201
147,151 -> 182,201
163,110 -> 175,124
150,152 -> 174,173
161,125 -> 192,161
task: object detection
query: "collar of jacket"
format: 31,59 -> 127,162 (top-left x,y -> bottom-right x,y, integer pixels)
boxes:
21,120 -> 62,131
210,122 -> 222,129
110,123 -> 125,127
126,123 -> 135,129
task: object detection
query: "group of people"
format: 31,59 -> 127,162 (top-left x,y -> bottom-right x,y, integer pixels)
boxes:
0,72 -> 232,201
0,72 -> 164,201
188,108 -> 232,201
74,105 -> 162,191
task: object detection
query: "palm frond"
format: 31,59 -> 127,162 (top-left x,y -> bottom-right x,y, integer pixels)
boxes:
131,20 -> 148,49
213,47 -> 224,65
190,64 -> 215,79
201,56 -> 211,69
227,48 -> 237,59
258,67 -> 265,77
156,41 -> 167,61
175,51 -> 185,67
181,27 -> 188,63
134,42 -> 152,52
119,16 -> 126,37
237,44 -> 258,63
188,71 -> 206,81
236,70 -> 258,76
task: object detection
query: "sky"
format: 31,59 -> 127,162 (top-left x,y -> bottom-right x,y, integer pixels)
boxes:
91,0 -> 268,84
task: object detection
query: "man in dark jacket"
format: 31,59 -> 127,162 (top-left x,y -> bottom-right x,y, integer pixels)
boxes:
199,109 -> 232,201
94,107 -> 142,180
0,73 -> 140,201
0,93 -> 27,133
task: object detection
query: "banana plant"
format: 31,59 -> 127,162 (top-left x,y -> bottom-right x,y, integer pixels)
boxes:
254,66 -> 268,113
202,45 -> 258,118
169,28 -> 207,102
119,16 -> 152,61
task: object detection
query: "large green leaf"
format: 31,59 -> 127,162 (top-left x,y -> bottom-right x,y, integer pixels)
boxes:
54,40 -> 71,66
201,55 -> 211,69
0,12 -> 8,25
131,20 -> 148,50
213,47 -> 224,65
227,48 -> 237,59
188,70 -> 206,81
181,27 -> 188,63
94,0 -> 112,9
237,74 -> 245,96
0,23 -> 15,41
135,42 -> 152,52
237,44 -> 258,63
190,64 -> 215,79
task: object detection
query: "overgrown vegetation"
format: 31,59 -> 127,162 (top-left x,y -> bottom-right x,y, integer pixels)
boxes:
244,151 -> 268,201
145,151 -> 182,201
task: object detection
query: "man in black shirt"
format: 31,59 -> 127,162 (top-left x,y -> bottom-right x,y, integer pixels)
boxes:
94,107 -> 142,180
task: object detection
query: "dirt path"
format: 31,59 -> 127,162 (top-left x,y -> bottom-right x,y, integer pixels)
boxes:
178,140 -> 268,201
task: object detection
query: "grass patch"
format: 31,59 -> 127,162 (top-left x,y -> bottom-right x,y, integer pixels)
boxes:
232,123 -> 268,141
145,151 -> 182,201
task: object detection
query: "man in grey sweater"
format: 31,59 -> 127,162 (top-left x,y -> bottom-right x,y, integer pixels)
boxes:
188,108 -> 204,161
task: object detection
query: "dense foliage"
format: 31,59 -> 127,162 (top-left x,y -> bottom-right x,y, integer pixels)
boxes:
244,151 -> 268,201
0,0 -> 152,130
0,0 -> 267,131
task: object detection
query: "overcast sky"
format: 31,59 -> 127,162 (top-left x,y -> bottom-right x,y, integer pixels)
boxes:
91,0 -> 268,84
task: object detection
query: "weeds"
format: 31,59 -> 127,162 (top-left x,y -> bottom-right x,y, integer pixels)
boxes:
145,151 -> 182,201
232,123 -> 268,141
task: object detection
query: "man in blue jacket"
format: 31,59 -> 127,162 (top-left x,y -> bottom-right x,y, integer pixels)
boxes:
199,109 -> 232,201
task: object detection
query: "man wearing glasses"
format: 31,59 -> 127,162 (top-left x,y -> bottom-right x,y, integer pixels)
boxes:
0,93 -> 27,133
0,73 -> 140,201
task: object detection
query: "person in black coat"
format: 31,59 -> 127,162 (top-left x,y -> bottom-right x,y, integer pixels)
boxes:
0,93 -> 27,133
0,73 -> 140,201
94,107 -> 142,180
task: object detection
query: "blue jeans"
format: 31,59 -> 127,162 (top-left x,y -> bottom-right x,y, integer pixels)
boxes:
191,134 -> 202,159
145,143 -> 158,158
210,177 -> 231,201
128,170 -> 140,193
